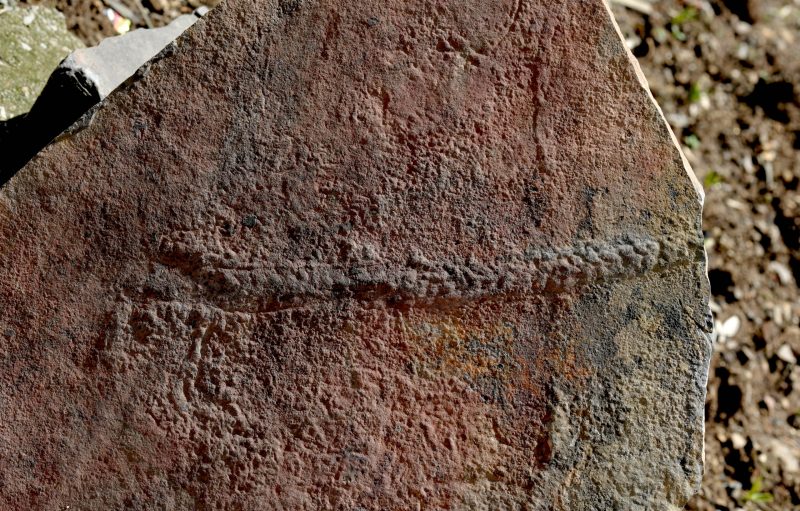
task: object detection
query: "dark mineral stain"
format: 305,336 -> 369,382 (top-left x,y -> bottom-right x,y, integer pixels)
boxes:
242,215 -> 257,228
278,0 -> 303,17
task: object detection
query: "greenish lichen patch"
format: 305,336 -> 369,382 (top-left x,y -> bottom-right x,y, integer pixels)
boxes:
0,4 -> 83,119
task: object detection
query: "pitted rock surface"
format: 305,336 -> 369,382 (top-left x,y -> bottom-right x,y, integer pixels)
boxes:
0,0 -> 711,509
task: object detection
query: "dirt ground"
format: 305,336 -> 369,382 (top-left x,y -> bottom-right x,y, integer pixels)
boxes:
23,0 -> 219,45
17,0 -> 800,508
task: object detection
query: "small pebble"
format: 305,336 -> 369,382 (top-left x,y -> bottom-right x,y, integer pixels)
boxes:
717,315 -> 741,338
776,344 -> 795,364
768,261 -> 794,286
730,432 -> 747,449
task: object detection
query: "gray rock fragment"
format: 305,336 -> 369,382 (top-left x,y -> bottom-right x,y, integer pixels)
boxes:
0,8 -> 206,182
60,9 -> 206,100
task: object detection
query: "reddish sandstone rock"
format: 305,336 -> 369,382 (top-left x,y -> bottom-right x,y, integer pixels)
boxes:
0,0 -> 710,509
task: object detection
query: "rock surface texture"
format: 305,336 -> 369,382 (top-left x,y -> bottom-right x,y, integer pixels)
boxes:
0,0 -> 712,509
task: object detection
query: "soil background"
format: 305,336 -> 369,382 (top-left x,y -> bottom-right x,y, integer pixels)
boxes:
10,0 -> 800,509
21,0 -> 219,44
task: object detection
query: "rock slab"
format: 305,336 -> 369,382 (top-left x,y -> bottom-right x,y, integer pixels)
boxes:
0,1 -> 711,509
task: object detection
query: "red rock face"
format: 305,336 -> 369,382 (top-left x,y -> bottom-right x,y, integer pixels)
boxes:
0,0 -> 710,509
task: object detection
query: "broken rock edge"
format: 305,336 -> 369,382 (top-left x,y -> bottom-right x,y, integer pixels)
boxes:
602,0 -> 713,499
